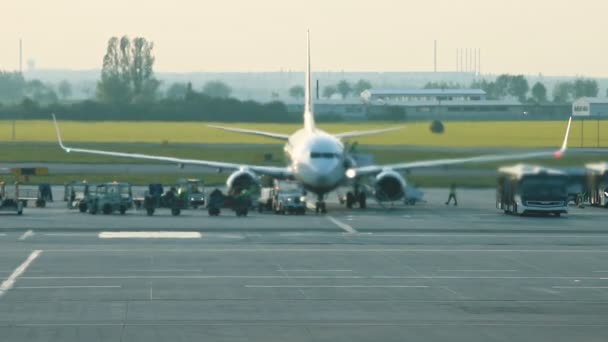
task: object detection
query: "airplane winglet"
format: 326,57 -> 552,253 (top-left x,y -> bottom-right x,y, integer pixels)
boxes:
554,116 -> 572,158
51,114 -> 70,152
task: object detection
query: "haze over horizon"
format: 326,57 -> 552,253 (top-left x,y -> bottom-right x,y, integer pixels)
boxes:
1,0 -> 607,77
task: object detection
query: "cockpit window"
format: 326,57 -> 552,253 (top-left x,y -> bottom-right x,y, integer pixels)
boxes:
310,152 -> 339,159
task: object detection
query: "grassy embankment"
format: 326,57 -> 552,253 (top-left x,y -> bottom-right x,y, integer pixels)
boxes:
1,120 -> 606,186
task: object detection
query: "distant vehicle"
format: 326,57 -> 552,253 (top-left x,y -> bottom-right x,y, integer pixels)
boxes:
177,178 -> 206,208
18,184 -> 52,208
87,182 -> 133,215
586,162 -> 608,208
266,179 -> 306,215
0,182 -> 23,215
65,181 -> 92,212
206,188 -> 225,216
496,164 -> 568,216
143,184 -> 188,216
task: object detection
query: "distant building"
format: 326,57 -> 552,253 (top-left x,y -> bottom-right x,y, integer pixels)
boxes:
360,88 -> 486,103
572,98 -> 608,118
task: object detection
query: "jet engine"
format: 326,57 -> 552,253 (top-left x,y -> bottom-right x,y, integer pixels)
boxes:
226,169 -> 259,195
374,169 -> 406,201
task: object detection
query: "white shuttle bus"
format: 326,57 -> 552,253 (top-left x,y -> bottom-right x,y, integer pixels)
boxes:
586,162 -> 608,208
496,164 -> 568,216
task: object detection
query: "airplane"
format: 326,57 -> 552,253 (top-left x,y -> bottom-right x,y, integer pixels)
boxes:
52,32 -> 573,214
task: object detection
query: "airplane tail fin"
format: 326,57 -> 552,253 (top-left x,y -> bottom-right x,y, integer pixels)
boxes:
304,30 -> 315,132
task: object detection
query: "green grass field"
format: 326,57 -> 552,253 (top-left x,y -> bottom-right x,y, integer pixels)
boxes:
2,119 -> 607,147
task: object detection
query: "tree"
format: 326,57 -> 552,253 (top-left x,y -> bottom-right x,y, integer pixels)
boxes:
573,78 -> 598,98
336,80 -> 351,99
58,80 -> 72,100
25,80 -> 57,104
97,35 -> 159,104
165,82 -> 188,100
323,85 -> 337,99
494,74 -> 511,98
531,82 -> 547,103
553,82 -> 574,103
203,80 -> 232,98
507,75 -> 529,102
288,85 -> 305,99
352,79 -> 372,96
0,71 -> 26,103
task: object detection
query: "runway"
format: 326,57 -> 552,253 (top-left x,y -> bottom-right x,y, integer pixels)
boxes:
1,189 -> 608,341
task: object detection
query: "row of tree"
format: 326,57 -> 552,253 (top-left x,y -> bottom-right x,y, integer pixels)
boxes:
0,72 -> 73,104
424,75 -> 601,104
288,79 -> 373,100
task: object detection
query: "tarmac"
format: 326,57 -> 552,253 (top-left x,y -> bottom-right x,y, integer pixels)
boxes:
1,188 -> 608,342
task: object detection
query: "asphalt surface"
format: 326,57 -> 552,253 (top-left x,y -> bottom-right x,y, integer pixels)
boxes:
1,189 -> 608,342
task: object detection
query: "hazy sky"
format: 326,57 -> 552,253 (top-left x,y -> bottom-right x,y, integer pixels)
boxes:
1,0 -> 607,76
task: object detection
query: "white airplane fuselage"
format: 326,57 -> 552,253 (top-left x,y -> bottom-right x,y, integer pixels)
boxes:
284,127 -> 346,196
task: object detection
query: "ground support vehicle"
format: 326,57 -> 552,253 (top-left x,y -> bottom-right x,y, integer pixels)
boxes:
258,180 -> 306,215
496,164 -> 568,216
87,182 -> 133,215
231,191 -> 251,217
586,162 -> 608,208
143,184 -> 188,216
177,178 -> 206,208
257,187 -> 274,212
0,182 -> 23,215
206,188 -> 225,216
18,184 -> 52,208
65,181 -> 93,212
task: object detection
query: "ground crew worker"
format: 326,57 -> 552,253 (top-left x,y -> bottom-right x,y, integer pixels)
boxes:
445,183 -> 457,206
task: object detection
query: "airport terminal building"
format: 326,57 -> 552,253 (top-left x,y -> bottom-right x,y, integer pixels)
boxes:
286,88 -> 570,121
572,97 -> 608,118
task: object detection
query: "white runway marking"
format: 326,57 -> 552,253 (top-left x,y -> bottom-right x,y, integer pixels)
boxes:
0,250 -> 42,298
438,269 -> 518,272
99,231 -> 202,239
280,269 -> 353,272
326,216 -> 357,234
19,274 -> 608,281
246,285 -> 429,288
39,248 -> 608,253
15,285 -> 121,289
553,286 -> 608,289
18,230 -> 34,241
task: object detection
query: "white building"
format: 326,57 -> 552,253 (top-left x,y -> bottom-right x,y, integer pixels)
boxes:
572,97 -> 608,118
360,88 -> 486,103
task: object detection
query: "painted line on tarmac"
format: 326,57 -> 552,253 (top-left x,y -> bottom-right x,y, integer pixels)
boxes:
0,250 -> 42,298
98,231 -> 202,239
19,275 -> 608,281
438,269 -> 518,272
280,269 -> 354,272
30,247 -> 608,253
326,216 -> 357,234
18,230 -> 34,241
246,285 -> 429,288
553,286 -> 608,289
16,285 -> 121,289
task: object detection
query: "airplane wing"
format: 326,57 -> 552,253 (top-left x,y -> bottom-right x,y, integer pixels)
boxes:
351,117 -> 573,177
53,115 -> 293,178
334,126 -> 404,140
207,125 -> 289,141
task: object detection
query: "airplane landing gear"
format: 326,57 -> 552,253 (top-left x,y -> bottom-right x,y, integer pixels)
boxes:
346,188 -> 367,209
